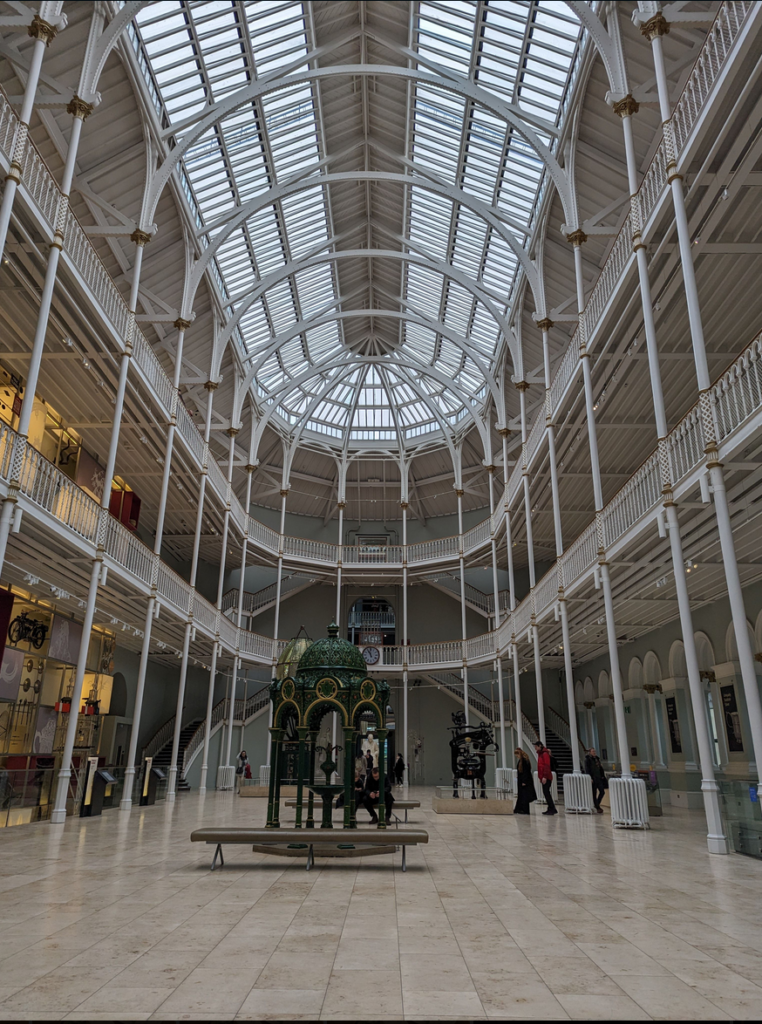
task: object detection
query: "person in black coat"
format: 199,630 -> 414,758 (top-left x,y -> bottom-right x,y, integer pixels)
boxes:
393,753 -> 406,785
361,766 -> 394,824
585,747 -> 607,813
513,748 -> 536,815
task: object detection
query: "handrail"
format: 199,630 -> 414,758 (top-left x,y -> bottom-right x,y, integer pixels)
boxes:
547,706 -> 586,756
142,715 -> 175,761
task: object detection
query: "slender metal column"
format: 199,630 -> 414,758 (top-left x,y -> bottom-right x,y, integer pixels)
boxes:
517,383 -> 545,745
488,464 -> 507,769
213,428 -> 238,788
500,429 -> 523,756
335,500 -> 344,623
612,81 -> 728,847
54,231 -> 150,821
223,461 -> 255,769
456,486 -> 469,724
0,95 -> 94,573
538,319 -> 585,780
568,233 -> 631,775
266,483 -> 289,768
0,15 -> 59,257
401,499 -> 409,778
639,11 -> 762,797
194,383 -> 219,795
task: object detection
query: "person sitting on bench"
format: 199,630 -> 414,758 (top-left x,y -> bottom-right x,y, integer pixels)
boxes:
336,773 -> 365,811
360,766 -> 394,825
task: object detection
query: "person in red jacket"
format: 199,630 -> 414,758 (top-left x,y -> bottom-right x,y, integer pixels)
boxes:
534,740 -> 557,815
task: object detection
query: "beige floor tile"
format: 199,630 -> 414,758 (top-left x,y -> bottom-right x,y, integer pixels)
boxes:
555,993 -> 652,1019
157,967 -> 259,1014
321,969 -> 402,1017
401,953 -> 474,993
469,971 -> 568,1019
237,988 -> 326,1016
73,986 -> 175,1014
402,991 -> 485,1017
615,974 -> 733,1019
254,951 -> 335,989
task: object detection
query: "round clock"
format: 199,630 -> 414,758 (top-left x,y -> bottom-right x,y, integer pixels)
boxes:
362,645 -> 380,665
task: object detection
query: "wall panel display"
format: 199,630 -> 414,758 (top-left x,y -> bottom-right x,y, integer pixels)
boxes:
665,695 -> 682,754
48,616 -> 83,666
0,646 -> 23,700
720,683 -> 744,752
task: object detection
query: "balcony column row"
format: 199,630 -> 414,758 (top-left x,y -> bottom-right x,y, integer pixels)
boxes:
51,230 -> 151,823
499,429 -> 523,758
642,8 -> 762,801
0,92 -> 95,574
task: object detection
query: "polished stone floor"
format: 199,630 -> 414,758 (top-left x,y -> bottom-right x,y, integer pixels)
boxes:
0,787 -> 760,1020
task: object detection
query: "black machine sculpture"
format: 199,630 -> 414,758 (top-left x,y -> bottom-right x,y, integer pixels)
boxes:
448,711 -> 498,797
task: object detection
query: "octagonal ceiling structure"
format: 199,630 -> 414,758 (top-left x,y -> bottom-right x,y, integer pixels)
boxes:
132,0 -> 583,456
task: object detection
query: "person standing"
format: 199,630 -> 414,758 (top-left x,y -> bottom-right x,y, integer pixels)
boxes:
393,753 -> 406,786
364,749 -> 374,775
585,747 -> 606,814
535,740 -> 557,815
513,748 -> 536,815
235,749 -> 249,793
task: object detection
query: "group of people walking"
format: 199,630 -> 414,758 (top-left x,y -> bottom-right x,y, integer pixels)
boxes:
513,743 -> 608,816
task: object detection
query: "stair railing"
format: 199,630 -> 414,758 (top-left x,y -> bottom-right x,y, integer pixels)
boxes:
141,716 -> 175,761
547,706 -> 587,757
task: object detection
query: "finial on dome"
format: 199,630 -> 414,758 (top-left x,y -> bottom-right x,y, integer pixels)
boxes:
327,621 -> 339,637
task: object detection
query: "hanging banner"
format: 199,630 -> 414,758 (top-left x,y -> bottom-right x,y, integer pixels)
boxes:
665,695 -> 682,754
720,684 -> 744,752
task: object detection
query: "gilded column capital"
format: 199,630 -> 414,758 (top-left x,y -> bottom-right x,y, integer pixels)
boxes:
455,488 -> 465,497
337,501 -> 346,510
536,317 -> 554,332
226,426 -> 239,437
66,95 -> 94,120
28,15 -> 58,46
398,501 -> 408,509
566,228 -> 587,247
173,317 -> 192,331
279,488 -> 289,497
613,95 -> 640,119
204,379 -> 218,391
640,13 -> 670,40
245,463 -> 257,473
514,380 -> 529,392
130,228 -> 152,247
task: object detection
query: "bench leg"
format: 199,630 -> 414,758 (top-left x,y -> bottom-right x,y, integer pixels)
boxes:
211,843 -> 224,871
402,845 -> 406,872
405,809 -> 408,823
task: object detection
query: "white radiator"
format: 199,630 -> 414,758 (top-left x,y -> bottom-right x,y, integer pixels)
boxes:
216,764 -> 235,791
496,768 -> 514,792
533,771 -> 558,806
609,776 -> 650,828
563,772 -> 594,814
259,764 -> 271,787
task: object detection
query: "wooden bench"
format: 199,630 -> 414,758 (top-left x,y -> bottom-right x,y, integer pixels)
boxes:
190,827 -> 428,872
283,798 -> 421,825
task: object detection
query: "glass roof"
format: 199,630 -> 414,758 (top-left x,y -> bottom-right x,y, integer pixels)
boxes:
132,1 -> 583,451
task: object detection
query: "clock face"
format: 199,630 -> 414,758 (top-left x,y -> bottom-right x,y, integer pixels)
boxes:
362,645 -> 380,665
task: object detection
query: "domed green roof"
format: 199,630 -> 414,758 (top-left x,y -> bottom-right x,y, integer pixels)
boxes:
296,622 -> 366,678
275,631 -> 313,681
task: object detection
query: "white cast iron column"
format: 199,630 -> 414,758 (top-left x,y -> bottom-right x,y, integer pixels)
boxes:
214,427 -> 238,789
456,485 -> 469,725
224,461 -> 255,770
488,463 -> 507,771
401,498 -> 409,779
614,79 -> 727,850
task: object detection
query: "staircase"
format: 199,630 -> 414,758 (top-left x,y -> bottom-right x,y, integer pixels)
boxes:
147,719 -> 202,791
533,723 -> 574,796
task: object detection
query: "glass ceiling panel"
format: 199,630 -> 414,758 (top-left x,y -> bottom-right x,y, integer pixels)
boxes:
133,0 -> 584,452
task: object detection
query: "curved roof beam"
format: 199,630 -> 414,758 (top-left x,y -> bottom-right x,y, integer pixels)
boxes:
215,243 -> 516,377
249,349 -> 488,457
186,172 -> 538,353
564,2 -> 629,98
236,308 -> 499,423
142,65 -> 576,232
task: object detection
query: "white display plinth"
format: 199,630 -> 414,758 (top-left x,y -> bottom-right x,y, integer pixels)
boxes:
609,776 -> 650,828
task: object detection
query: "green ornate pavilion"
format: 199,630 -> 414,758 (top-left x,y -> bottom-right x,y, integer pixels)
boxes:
265,623 -> 391,830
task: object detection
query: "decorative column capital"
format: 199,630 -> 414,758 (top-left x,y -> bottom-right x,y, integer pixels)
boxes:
337,500 -> 346,510
226,426 -> 239,437
398,501 -> 408,509
28,15 -> 58,45
484,464 -> 495,474
498,427 -> 510,438
583,701 -> 595,709
566,228 -> 587,247
455,488 -> 464,497
173,317 -> 192,331
279,488 -> 289,497
612,94 -> 640,119
639,12 -> 670,40
536,317 -> 554,332
244,463 -> 257,473
130,228 -> 152,247
514,380 -> 529,392
66,95 -> 94,120
204,379 -> 218,391
644,683 -> 663,695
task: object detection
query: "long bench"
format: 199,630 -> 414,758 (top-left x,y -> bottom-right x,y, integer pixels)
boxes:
190,827 -> 429,871
283,798 -> 421,825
